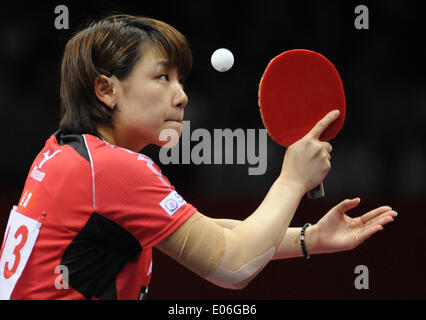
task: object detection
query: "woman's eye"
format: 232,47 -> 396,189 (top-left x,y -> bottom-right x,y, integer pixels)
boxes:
158,74 -> 169,81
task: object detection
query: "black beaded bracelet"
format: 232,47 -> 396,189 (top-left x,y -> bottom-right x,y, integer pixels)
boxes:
301,223 -> 312,259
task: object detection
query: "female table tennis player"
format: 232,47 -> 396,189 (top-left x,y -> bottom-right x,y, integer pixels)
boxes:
1,14 -> 397,300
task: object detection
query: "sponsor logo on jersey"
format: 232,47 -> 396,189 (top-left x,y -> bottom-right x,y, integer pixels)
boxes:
159,191 -> 186,216
29,166 -> 45,182
29,150 -> 62,182
19,190 -> 33,208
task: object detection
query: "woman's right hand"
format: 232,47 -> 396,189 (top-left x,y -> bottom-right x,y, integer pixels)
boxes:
279,110 -> 340,193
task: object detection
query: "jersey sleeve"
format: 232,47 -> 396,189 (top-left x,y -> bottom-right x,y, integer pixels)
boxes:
94,147 -> 197,249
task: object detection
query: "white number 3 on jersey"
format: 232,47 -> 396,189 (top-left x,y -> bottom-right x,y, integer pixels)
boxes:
0,206 -> 41,300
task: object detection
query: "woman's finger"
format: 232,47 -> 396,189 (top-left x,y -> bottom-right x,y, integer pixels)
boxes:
320,141 -> 332,153
332,198 -> 361,214
364,211 -> 396,228
360,206 -> 393,224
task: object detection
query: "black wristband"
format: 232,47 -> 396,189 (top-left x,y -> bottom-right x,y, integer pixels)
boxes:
301,223 -> 312,259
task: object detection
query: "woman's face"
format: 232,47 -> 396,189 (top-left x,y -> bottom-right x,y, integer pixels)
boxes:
108,47 -> 188,151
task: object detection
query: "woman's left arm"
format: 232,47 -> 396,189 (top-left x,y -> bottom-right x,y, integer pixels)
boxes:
209,198 -> 397,260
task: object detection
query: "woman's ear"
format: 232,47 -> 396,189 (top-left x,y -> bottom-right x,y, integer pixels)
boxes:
94,75 -> 117,109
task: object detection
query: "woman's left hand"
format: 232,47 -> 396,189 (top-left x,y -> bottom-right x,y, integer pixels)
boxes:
308,198 -> 397,255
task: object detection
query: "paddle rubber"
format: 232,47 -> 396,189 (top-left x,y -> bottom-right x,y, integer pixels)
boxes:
258,49 -> 345,147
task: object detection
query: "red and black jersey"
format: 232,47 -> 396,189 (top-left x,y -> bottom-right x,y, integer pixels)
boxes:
0,131 -> 196,300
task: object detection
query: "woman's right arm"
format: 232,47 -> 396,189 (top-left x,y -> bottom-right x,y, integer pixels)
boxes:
156,110 -> 339,289
156,177 -> 304,289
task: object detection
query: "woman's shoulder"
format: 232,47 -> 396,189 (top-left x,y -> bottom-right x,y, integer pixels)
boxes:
84,134 -> 166,180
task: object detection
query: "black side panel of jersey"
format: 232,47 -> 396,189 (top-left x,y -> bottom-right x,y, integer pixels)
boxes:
54,131 -> 90,163
61,212 -> 142,300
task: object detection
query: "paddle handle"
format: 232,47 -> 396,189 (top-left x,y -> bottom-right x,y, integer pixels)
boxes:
307,182 -> 324,199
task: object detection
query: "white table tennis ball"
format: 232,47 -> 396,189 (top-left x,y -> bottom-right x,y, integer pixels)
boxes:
211,48 -> 234,72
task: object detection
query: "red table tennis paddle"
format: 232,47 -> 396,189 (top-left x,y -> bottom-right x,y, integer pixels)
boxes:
258,49 -> 346,199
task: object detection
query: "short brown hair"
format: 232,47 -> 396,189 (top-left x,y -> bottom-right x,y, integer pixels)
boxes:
59,14 -> 193,135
